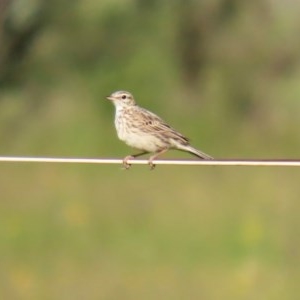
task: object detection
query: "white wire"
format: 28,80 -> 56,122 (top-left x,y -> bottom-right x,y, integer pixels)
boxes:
0,156 -> 299,166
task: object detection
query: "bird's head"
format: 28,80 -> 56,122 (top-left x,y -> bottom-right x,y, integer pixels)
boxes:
106,91 -> 136,107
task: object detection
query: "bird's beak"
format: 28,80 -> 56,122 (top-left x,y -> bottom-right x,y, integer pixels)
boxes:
106,96 -> 114,101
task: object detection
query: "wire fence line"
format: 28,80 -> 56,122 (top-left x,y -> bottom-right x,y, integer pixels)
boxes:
0,156 -> 299,167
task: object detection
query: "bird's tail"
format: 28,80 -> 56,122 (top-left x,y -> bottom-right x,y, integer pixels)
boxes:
178,144 -> 213,160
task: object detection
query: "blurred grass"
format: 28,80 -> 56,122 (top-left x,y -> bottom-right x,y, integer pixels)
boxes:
0,0 -> 300,299
0,163 -> 300,299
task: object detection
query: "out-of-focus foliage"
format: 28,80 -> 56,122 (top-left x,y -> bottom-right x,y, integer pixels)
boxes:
0,0 -> 300,299
1,0 -> 300,156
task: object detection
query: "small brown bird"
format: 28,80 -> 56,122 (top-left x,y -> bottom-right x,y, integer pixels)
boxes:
106,90 -> 213,169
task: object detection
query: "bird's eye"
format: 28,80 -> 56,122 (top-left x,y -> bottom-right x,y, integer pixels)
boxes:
121,95 -> 127,99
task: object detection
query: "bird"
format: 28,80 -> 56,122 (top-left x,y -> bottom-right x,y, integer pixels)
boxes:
106,90 -> 213,169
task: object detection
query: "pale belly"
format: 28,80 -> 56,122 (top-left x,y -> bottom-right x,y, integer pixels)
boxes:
119,130 -> 166,152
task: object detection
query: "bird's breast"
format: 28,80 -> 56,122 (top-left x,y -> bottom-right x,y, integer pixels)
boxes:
114,109 -> 166,152
114,108 -> 130,141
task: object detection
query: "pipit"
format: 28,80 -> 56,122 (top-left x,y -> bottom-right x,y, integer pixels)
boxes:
106,90 -> 213,169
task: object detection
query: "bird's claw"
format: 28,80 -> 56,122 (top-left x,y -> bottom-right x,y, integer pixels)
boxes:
122,155 -> 156,170
123,162 -> 131,170
123,155 -> 134,170
148,160 -> 156,170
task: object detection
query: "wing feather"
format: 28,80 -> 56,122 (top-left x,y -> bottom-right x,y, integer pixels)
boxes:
133,106 -> 189,145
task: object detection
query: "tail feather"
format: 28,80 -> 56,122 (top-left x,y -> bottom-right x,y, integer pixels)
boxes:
177,144 -> 213,160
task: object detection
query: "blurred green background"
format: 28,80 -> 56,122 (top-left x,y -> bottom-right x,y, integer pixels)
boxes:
0,0 -> 300,299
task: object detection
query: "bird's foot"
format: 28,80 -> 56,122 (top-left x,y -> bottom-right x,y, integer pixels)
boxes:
123,155 -> 134,170
147,148 -> 168,170
148,159 -> 156,170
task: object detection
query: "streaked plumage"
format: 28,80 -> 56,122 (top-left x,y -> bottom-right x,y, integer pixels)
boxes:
106,90 -> 213,169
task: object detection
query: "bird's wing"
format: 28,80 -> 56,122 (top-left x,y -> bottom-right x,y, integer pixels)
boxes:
135,107 -> 189,144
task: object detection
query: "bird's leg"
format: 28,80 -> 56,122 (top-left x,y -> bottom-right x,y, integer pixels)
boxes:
148,148 -> 168,170
122,155 -> 134,170
122,151 -> 148,170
